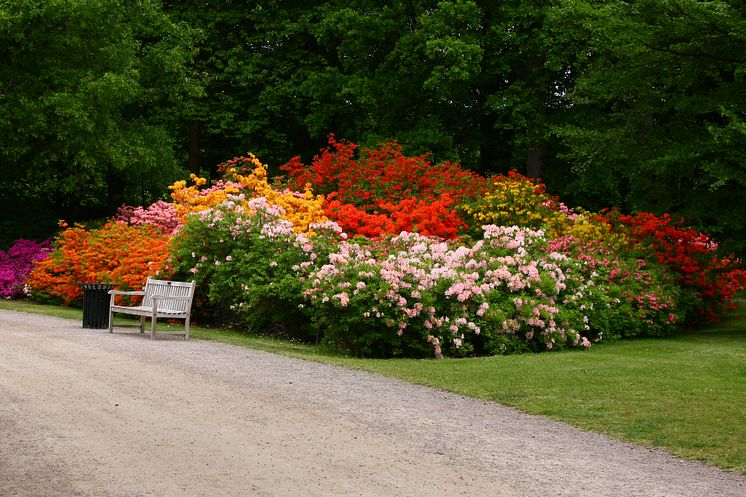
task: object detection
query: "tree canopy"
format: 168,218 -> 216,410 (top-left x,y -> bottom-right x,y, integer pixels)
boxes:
552,0 -> 746,251
1,0 -> 744,254
0,0 -> 199,242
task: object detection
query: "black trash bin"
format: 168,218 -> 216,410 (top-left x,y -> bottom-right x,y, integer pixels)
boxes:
81,283 -> 115,329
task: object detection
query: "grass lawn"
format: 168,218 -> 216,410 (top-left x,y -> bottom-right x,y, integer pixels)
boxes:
2,298 -> 745,474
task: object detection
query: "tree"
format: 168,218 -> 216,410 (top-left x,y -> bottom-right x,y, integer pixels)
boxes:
307,0 -> 570,174
0,0 -> 200,246
165,1 -> 582,177
164,0 -> 329,177
553,0 -> 746,254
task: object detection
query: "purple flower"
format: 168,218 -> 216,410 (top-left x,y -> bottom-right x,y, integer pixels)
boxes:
0,239 -> 52,298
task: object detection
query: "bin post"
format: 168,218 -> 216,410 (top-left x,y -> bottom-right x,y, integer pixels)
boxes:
81,283 -> 116,329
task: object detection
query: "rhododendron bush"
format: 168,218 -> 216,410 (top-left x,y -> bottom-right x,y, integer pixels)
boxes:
219,153 -> 328,233
302,226 -> 598,357
0,239 -> 51,298
7,137 -> 744,358
116,200 -> 182,235
169,196 -> 341,338
600,211 -> 746,322
27,222 -> 174,304
463,171 -> 568,233
548,235 -> 681,339
165,154 -> 328,234
281,136 -> 486,238
463,171 -> 624,244
168,174 -> 244,220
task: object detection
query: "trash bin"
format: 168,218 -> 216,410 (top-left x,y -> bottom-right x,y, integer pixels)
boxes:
81,283 -> 115,329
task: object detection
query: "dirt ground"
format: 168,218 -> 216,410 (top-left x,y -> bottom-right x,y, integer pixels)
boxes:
1,310 -> 744,497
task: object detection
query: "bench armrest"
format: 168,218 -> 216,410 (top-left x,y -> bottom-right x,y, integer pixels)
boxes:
109,290 -> 145,296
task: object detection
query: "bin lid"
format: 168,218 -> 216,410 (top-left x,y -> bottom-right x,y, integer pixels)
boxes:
79,282 -> 116,290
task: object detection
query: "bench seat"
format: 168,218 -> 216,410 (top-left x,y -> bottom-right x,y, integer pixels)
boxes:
109,305 -> 189,318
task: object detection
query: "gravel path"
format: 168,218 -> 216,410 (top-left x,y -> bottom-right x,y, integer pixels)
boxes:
1,310 -> 744,497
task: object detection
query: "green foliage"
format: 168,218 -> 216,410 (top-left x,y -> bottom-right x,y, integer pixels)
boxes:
164,1 -> 576,174
0,0 -> 200,241
3,0 -> 746,260
169,199 -> 338,340
552,0 -> 746,254
163,1 -> 328,172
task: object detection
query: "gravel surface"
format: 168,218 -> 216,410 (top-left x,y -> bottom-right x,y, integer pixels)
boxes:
1,310 -> 744,497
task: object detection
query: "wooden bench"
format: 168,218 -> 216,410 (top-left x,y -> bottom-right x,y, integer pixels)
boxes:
108,278 -> 196,339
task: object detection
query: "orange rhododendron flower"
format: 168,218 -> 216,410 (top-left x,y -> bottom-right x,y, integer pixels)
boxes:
27,222 -> 174,304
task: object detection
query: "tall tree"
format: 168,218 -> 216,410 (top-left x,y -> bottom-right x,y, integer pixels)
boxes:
552,0 -> 746,253
0,0 -> 199,245
303,0 -> 581,175
164,0 -> 328,176
165,1 -> 579,176
481,0 -> 588,178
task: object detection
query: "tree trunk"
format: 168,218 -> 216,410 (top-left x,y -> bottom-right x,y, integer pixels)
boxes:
107,169 -> 126,213
188,119 -> 201,174
526,144 -> 544,178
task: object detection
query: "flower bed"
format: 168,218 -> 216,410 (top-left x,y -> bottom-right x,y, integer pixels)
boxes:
8,138 -> 744,357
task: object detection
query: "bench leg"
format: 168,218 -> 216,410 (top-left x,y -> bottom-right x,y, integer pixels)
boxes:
151,300 -> 159,339
139,316 -> 145,333
109,310 -> 114,333
184,315 -> 190,340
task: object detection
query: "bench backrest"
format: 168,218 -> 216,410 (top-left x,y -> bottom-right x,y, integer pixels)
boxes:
142,278 -> 196,313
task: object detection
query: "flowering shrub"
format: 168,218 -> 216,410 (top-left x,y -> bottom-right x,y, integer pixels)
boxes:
169,174 -> 244,220
603,211 -> 746,321
281,136 -> 486,238
116,200 -> 182,235
27,222 -> 174,304
548,235 -> 681,339
0,239 -> 52,298
167,154 -> 328,235
221,153 -> 328,233
558,208 -> 630,247
463,173 -> 630,248
323,196 -> 467,238
170,195 -> 341,338
302,226 -> 595,358
462,171 -> 569,234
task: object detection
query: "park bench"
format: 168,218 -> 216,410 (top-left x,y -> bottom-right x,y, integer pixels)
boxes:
108,278 -> 196,340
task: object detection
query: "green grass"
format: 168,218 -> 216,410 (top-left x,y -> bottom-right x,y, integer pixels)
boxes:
2,298 -> 745,474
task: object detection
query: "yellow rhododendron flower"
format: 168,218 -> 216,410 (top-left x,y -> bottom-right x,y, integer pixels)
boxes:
169,175 -> 241,219
168,152 -> 328,235
229,154 -> 328,233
